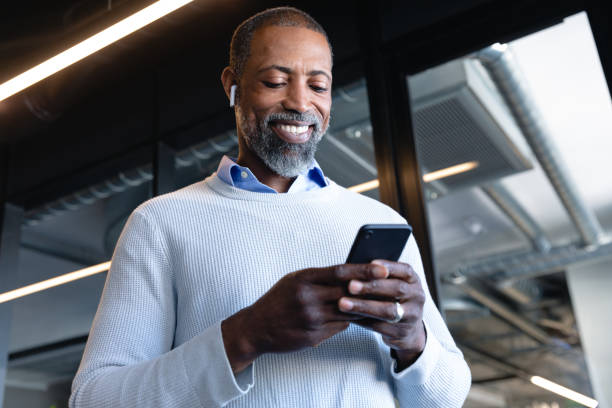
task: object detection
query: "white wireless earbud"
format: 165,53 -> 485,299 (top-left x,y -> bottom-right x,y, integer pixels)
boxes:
229,84 -> 237,107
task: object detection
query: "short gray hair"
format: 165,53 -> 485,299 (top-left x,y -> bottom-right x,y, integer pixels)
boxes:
229,7 -> 333,79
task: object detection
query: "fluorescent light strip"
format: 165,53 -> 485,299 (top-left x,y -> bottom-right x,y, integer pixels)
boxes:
530,376 -> 598,407
422,161 -> 479,183
0,261 -> 111,304
347,161 -> 480,193
0,0 -> 193,103
348,179 -> 380,193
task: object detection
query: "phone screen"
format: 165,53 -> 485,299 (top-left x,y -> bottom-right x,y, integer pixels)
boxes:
345,224 -> 412,264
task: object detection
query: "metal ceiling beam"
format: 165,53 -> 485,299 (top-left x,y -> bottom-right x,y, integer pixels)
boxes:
444,274 -> 556,345
458,239 -> 612,283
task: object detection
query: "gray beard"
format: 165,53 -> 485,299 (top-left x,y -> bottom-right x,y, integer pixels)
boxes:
238,110 -> 327,178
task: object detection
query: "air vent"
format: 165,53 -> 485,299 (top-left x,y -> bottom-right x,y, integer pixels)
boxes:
408,58 -> 533,192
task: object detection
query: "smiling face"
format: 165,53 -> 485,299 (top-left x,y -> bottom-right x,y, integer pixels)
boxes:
224,25 -> 332,178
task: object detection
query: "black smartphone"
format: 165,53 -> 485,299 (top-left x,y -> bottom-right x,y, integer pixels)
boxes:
345,224 -> 412,264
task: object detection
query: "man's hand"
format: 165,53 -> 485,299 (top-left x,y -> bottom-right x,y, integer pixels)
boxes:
338,260 -> 427,370
222,263 -> 389,373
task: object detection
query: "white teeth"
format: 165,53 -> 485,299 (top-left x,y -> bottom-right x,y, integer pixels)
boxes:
279,124 -> 308,134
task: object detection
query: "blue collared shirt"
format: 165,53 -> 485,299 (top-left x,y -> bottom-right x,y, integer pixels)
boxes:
215,155 -> 328,193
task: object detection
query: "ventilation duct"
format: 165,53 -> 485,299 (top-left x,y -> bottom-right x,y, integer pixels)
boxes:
408,58 -> 533,191
476,45 -> 607,247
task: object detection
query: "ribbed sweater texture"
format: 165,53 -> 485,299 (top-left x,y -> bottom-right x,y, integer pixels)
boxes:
70,174 -> 471,407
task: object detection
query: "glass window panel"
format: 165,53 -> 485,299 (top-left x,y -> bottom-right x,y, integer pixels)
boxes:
407,12 -> 609,407
173,130 -> 239,191
6,163 -> 153,404
319,78 -> 378,198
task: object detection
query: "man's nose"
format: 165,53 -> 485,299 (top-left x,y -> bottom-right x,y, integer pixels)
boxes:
282,82 -> 310,113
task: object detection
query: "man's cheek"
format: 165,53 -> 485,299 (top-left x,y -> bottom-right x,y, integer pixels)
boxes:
238,109 -> 257,134
321,117 -> 331,134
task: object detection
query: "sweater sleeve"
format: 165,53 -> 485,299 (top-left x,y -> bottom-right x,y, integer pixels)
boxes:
69,210 -> 254,408
390,235 -> 471,407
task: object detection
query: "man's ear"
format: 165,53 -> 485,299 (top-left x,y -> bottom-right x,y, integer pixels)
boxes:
221,67 -> 237,107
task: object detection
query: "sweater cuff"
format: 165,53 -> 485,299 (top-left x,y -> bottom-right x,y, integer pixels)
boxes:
181,321 -> 254,406
390,320 -> 441,385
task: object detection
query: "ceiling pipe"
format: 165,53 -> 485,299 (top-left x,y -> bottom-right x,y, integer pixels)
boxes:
460,342 -> 532,379
480,181 -> 555,305
476,45 -> 607,248
482,181 -> 552,253
443,273 -> 558,345
495,278 -> 542,306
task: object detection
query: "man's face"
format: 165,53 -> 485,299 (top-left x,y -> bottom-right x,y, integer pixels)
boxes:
235,25 -> 332,177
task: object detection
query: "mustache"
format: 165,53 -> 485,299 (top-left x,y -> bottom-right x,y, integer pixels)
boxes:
261,111 -> 323,132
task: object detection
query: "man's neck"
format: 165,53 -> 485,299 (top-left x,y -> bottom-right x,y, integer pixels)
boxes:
236,152 -> 296,193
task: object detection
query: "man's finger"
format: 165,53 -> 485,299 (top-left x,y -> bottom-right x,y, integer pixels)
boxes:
294,284 -> 350,306
325,305 -> 364,322
337,297 -> 402,322
313,285 -> 350,302
348,278 -> 417,302
299,263 -> 388,284
300,305 -> 363,328
371,260 -> 419,283
353,318 -> 405,338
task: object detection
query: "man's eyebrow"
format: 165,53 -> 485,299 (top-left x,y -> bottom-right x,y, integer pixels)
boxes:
257,65 -> 332,81
308,70 -> 332,81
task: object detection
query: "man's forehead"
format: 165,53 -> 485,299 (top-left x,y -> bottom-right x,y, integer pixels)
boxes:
246,25 -> 332,74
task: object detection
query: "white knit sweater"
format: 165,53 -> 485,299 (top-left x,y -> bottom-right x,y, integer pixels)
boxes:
70,174 -> 471,407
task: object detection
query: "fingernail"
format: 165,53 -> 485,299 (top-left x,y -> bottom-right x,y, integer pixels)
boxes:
349,280 -> 363,294
339,298 -> 354,311
372,264 -> 388,278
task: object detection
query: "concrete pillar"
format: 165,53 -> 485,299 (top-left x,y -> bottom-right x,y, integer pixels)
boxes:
0,204 -> 24,407
567,255 -> 612,408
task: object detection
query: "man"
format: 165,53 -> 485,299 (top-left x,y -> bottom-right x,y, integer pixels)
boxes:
70,7 -> 470,407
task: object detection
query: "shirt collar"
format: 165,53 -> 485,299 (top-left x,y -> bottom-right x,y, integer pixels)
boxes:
215,155 -> 328,193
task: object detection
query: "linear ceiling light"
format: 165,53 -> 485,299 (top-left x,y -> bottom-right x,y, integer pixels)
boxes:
422,161 -> 479,183
347,161 -> 480,193
0,261 -> 111,304
348,179 -> 380,193
0,0 -> 193,103
530,376 -> 598,407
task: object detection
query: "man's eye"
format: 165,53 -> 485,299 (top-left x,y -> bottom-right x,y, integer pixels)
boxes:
263,81 -> 284,88
310,85 -> 328,93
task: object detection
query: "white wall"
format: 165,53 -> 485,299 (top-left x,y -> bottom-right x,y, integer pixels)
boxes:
567,255 -> 612,408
